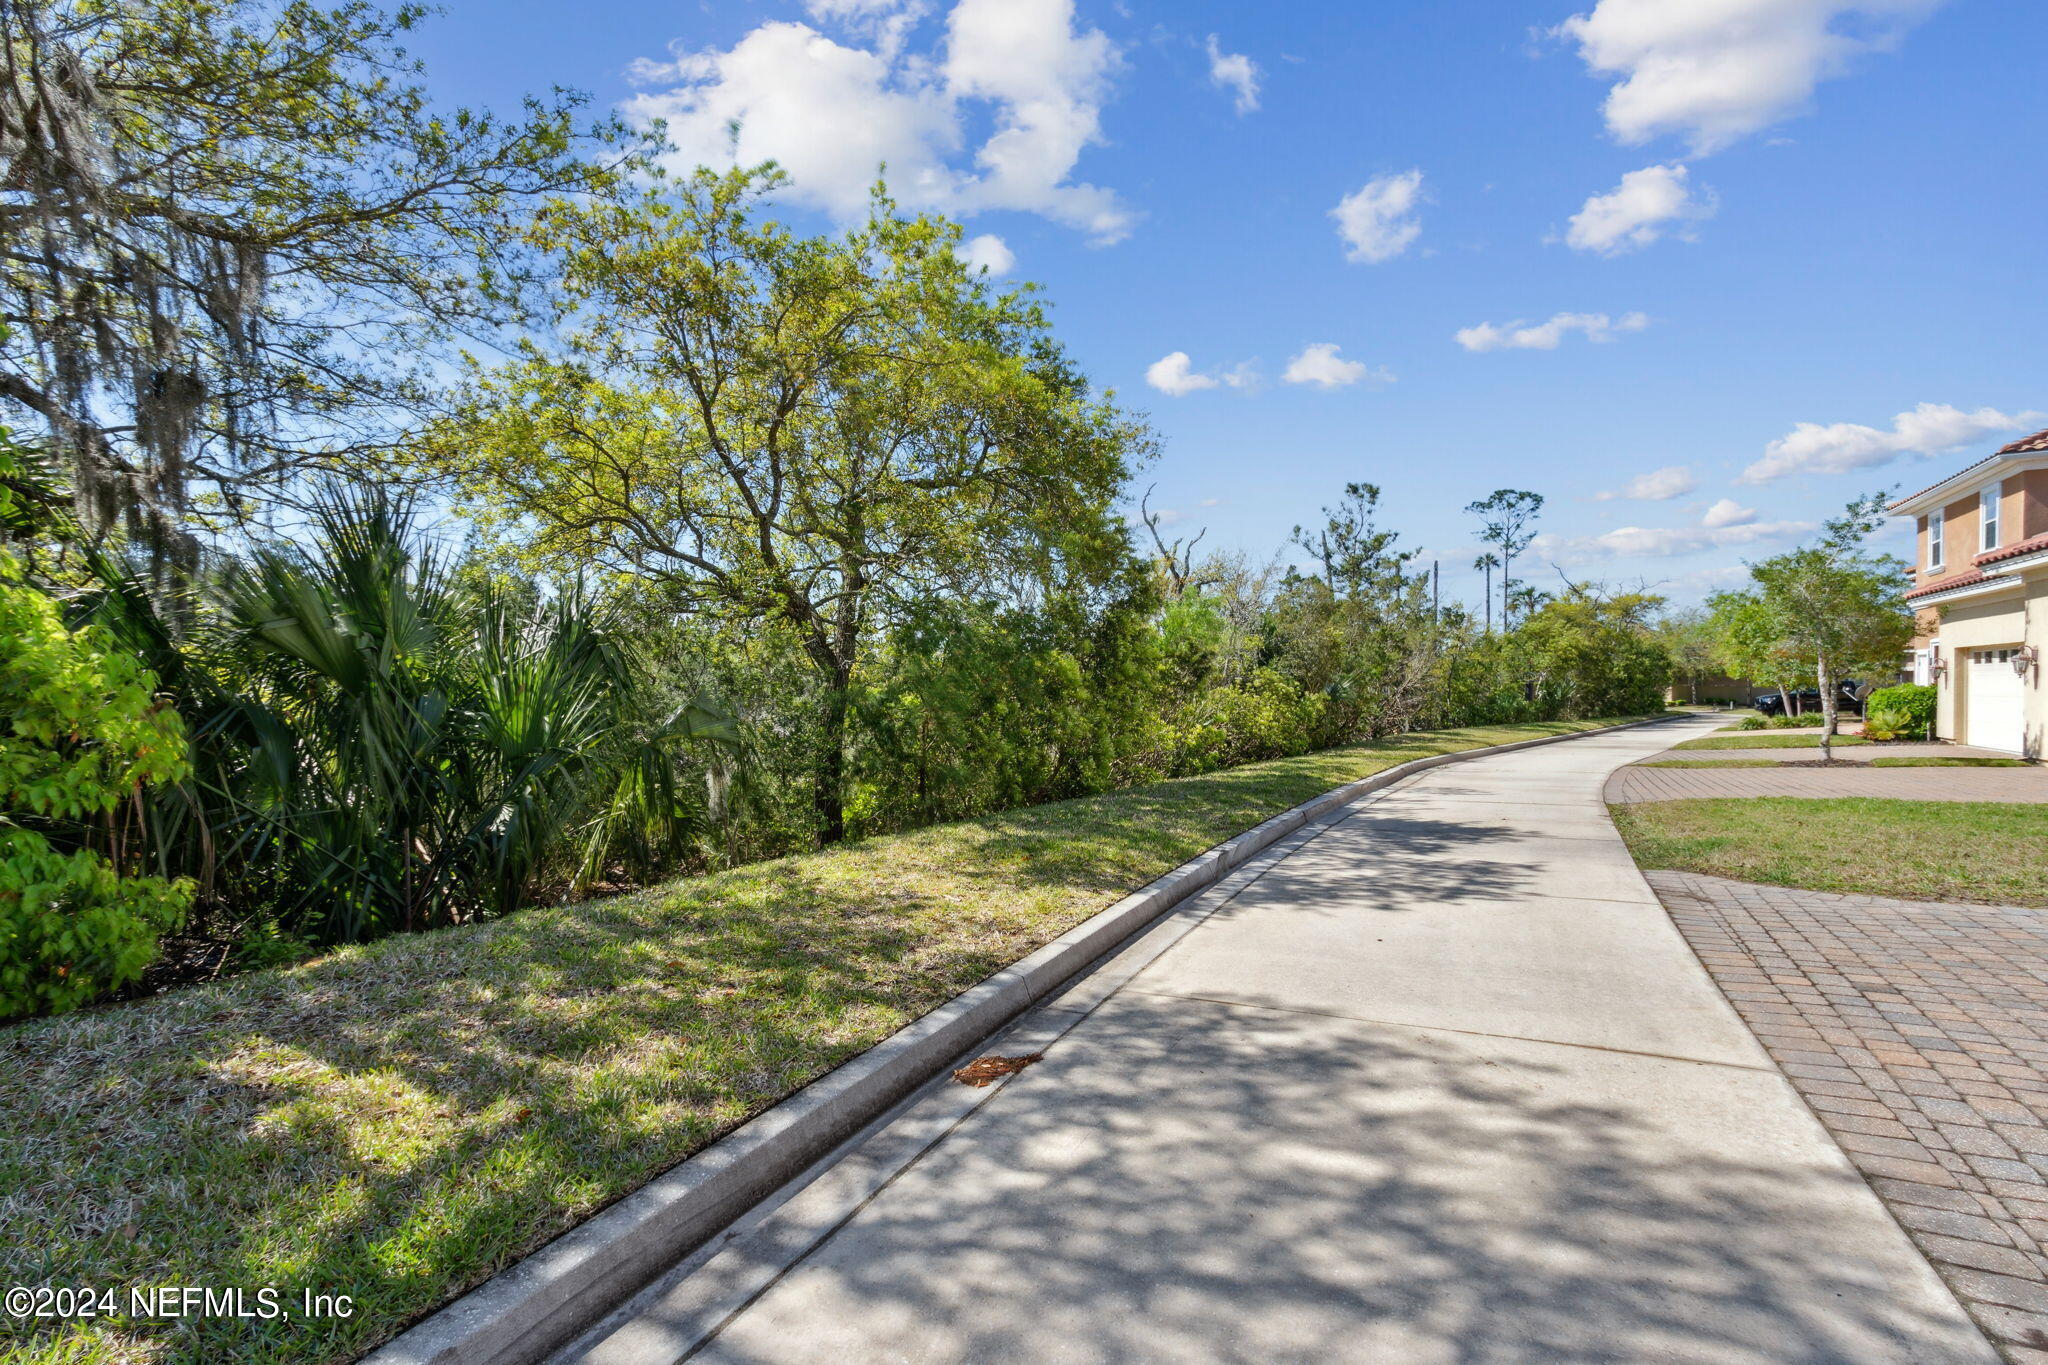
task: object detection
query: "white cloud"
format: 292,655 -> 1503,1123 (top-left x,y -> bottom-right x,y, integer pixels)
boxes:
1739,402 -> 2048,483
1457,310 -> 1649,352
1283,343 -> 1391,390
1219,360 -> 1263,392
1557,0 -> 1944,157
961,232 -> 1015,275
942,0 -> 1129,239
625,0 -> 1133,244
1593,465 -> 1697,502
1146,352 -> 1219,397
1701,497 -> 1757,528
1205,35 -> 1260,114
1536,518 -> 1813,561
1565,163 -> 1714,254
1331,170 -> 1425,264
801,0 -> 930,60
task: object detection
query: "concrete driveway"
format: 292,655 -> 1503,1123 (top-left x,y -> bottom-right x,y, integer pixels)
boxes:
563,717 -> 1997,1365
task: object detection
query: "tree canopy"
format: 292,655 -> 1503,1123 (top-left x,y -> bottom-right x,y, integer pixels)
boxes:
0,0 -> 601,572
431,166 -> 1152,840
1707,493 -> 1913,755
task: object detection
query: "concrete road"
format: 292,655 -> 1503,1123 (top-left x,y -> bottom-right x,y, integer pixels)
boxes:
565,718 -> 1998,1365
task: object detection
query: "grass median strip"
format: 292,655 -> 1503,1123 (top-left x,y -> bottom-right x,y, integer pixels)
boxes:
1610,797 -> 2048,907
1672,733 -> 1871,751
0,716 -> 1646,1365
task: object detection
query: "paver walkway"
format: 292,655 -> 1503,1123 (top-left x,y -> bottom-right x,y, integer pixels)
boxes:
1650,872 -> 2048,1364
563,718 -> 1996,1365
1609,762 -> 2048,803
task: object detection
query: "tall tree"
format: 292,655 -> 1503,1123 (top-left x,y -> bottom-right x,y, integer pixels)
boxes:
434,167 -> 1151,843
1473,551 -> 1499,633
1706,592 -> 1808,715
0,0 -> 598,577
1139,484 -> 1212,599
1291,482 -> 1415,598
1464,489 -> 1543,628
1710,494 -> 1914,758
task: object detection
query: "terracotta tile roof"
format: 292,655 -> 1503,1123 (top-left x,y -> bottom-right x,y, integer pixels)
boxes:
1888,426 -> 2048,511
1905,533 -> 2048,598
1905,568 -> 1987,600
1977,531 -> 2048,567
1890,453 -> 2004,510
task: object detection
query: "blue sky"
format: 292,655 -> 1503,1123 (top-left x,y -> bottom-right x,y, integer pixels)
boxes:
411,0 -> 2046,607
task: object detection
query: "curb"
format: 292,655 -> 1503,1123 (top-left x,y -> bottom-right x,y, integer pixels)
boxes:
362,714 -> 1683,1365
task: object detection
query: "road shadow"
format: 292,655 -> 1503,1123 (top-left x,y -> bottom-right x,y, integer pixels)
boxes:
693,995 -> 1988,1364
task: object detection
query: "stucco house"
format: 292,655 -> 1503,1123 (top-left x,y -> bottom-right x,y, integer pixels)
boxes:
1890,428 -> 2048,757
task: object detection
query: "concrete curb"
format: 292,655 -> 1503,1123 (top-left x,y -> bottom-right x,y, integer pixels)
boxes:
361,715 -> 1682,1365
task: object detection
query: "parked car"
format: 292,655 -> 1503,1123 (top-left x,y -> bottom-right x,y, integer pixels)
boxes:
1754,680 -> 1865,718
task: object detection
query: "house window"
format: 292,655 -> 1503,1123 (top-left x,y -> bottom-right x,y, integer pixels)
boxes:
1913,650 -> 1931,685
1928,507 -> 1944,571
1981,484 -> 2002,552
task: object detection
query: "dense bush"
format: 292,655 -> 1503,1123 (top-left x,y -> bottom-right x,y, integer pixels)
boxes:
1,549 -> 193,1018
1865,683 -> 1937,742
1734,712 -> 1836,731
201,495 -> 738,941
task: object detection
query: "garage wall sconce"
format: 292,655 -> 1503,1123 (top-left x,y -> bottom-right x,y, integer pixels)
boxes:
2015,645 -> 2041,679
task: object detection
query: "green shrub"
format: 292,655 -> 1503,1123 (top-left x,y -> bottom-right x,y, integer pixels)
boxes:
1,549 -> 192,1018
0,834 -> 190,1014
1865,683 -> 1937,742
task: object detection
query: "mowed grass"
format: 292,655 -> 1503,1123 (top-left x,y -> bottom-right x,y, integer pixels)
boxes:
1611,798 -> 2048,907
1673,732 -> 1871,751
0,716 -> 1647,1365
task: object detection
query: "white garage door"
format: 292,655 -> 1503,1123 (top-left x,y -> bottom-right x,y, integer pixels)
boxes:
1965,648 -> 2026,753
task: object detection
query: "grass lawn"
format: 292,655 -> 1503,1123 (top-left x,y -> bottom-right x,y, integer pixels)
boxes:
0,716 -> 1649,1365
1672,732 -> 1871,751
1610,797 -> 2048,907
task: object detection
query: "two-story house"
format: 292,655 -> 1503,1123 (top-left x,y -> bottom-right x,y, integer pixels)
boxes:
1889,428 -> 2048,757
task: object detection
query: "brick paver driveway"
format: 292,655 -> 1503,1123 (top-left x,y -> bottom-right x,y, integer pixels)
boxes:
1652,871 -> 2048,1363
1608,763 -> 2048,803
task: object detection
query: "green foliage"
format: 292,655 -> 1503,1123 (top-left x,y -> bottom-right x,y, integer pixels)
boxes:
1161,667 -> 1328,776
1708,494 -> 1914,756
1654,607 -> 1719,701
196,491 -> 737,942
0,546 -> 192,1017
1510,589 -> 1673,719
0,427 -> 71,543
1865,683 -> 1937,742
852,582 -> 1163,831
434,165 -> 1148,843
1,0 -> 602,567
0,834 -> 191,1017
1734,712 -> 1837,731
1464,489 -> 1544,627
